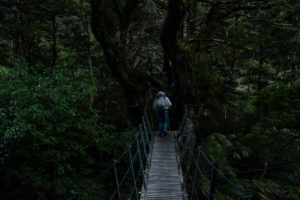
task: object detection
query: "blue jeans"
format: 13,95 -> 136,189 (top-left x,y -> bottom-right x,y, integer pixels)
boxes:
157,110 -> 168,136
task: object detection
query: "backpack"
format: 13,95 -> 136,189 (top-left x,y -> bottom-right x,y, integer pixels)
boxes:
156,96 -> 166,110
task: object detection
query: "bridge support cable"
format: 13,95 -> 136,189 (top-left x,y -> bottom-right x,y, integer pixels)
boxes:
144,108 -> 153,140
176,117 -> 191,156
64,108 -> 153,200
177,110 -> 260,200
127,145 -> 139,200
135,134 -> 147,190
191,147 -> 203,200
142,116 -> 152,154
178,108 -> 188,133
208,163 -> 218,200
139,124 -> 150,169
183,136 -> 196,191
111,159 -> 122,200
66,107 -> 260,200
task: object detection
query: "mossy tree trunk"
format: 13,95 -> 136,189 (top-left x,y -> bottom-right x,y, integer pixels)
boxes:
160,0 -> 196,124
160,0 -> 274,125
90,0 -> 162,122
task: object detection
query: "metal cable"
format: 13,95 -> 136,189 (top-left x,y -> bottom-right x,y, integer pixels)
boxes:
185,144 -> 250,199
188,167 -> 217,200
129,165 -> 143,200
108,191 -> 116,200
199,150 -> 253,199
119,165 -> 131,188
115,130 -> 142,164
194,192 -> 200,200
179,111 -> 254,199
76,162 -> 116,196
187,171 -> 200,200
115,146 -> 130,164
63,113 -> 148,200
198,168 -> 210,189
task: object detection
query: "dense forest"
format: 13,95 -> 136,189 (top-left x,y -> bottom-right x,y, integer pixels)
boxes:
0,0 -> 299,199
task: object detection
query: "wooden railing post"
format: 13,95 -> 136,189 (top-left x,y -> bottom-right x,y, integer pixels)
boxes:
208,163 -> 218,200
191,146 -> 203,200
111,160 -> 121,200
127,145 -> 139,200
135,134 -> 147,190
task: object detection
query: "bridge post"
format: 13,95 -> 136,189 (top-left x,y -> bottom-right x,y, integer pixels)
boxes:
144,108 -> 153,140
110,160 -> 121,200
176,118 -> 190,169
142,116 -> 152,154
178,118 -> 189,147
127,145 -> 139,200
178,108 -> 188,133
139,124 -> 149,169
183,136 -> 196,191
191,146 -> 203,200
181,126 -> 193,163
208,163 -> 218,200
135,134 -> 147,190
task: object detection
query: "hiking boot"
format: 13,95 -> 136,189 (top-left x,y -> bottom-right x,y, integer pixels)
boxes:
163,131 -> 167,136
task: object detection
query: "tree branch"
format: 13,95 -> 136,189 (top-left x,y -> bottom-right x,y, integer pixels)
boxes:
153,0 -> 168,9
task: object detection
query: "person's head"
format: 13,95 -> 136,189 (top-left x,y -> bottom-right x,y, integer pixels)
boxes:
156,91 -> 166,98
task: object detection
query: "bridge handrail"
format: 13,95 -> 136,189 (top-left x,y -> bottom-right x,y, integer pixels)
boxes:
66,107 -> 260,200
65,107 -> 153,200
199,149 -> 253,199
177,109 -> 259,200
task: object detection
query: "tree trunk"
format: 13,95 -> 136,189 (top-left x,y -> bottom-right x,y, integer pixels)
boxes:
89,0 -> 162,122
160,0 -> 194,125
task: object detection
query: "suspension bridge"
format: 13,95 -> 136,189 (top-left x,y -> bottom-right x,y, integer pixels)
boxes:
65,109 -> 260,200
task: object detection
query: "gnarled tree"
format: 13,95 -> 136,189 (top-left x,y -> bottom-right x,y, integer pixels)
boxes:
160,0 -> 276,123
90,0 -> 162,120
160,0 -> 197,123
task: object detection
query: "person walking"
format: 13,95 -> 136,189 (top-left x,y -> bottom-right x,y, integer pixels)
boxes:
153,91 -> 172,137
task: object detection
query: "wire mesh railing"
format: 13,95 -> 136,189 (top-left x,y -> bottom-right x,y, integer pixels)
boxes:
176,109 -> 261,200
65,108 -> 153,200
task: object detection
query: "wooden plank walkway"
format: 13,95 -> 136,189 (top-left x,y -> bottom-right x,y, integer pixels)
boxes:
145,131 -> 183,200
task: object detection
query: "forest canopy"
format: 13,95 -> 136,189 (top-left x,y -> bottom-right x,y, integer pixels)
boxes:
0,0 -> 299,199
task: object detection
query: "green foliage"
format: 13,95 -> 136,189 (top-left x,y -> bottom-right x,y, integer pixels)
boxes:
1,0 -> 300,199
203,133 -> 235,176
254,82 -> 300,129
235,82 -> 300,199
0,60 -> 106,199
242,82 -> 300,163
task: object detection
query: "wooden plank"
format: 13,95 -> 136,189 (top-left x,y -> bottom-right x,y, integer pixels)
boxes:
145,131 -> 184,200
